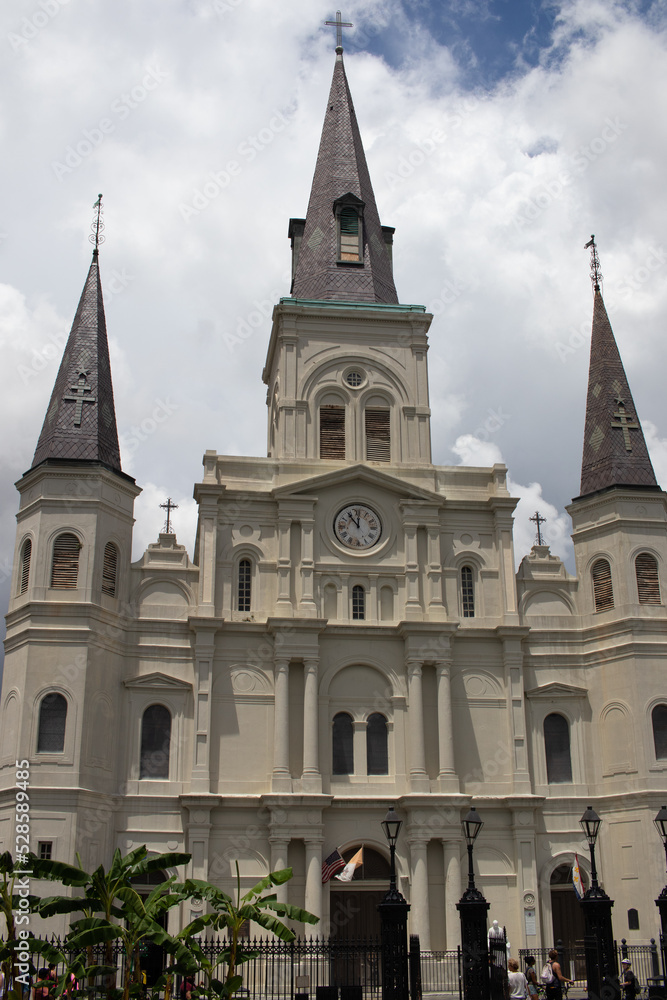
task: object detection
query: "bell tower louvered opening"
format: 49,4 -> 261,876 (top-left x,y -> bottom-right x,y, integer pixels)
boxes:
20,539 -> 31,595
636,552 -> 661,604
365,408 -> 390,462
320,405 -> 346,459
592,558 -> 614,612
102,542 -> 118,597
50,533 -> 81,589
339,207 -> 361,262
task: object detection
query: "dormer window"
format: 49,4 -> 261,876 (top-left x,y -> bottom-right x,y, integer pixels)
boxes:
334,193 -> 365,265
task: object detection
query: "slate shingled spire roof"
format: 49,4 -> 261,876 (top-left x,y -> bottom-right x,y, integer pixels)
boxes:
31,250 -> 122,473
578,287 -> 658,498
290,46 -> 398,304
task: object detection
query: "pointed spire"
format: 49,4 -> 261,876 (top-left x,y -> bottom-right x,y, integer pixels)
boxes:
31,196 -> 122,473
290,42 -> 398,304
578,238 -> 658,498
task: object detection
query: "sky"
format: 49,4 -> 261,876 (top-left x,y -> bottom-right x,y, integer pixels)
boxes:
2,0 -> 667,632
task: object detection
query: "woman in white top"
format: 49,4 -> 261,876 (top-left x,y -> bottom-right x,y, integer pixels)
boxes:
508,959 -> 528,999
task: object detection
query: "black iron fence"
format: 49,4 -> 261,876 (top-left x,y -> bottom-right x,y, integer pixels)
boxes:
518,939 -> 665,989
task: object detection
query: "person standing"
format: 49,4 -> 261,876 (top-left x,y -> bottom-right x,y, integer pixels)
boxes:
544,949 -> 573,1000
525,957 -> 538,999
621,959 -> 638,1000
508,959 -> 527,999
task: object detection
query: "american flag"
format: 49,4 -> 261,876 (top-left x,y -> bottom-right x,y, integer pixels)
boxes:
321,848 -> 345,883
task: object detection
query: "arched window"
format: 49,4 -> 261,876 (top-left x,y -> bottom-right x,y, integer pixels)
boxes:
365,408 -> 390,462
140,704 -> 171,779
37,693 -> 67,753
461,565 -> 475,617
339,207 -> 361,261
332,712 -> 354,775
636,553 -> 661,604
237,558 -> 251,611
544,713 -> 573,783
20,539 -> 31,594
320,405 -> 345,459
652,704 -> 667,760
592,558 -> 614,611
352,585 -> 365,620
50,533 -> 80,589
366,713 -> 388,775
102,542 -> 118,597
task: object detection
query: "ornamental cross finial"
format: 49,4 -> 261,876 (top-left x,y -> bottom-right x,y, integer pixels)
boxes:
530,510 -> 547,546
160,497 -> 179,534
325,11 -> 353,51
89,194 -> 105,253
611,397 -> 639,451
584,235 -> 602,292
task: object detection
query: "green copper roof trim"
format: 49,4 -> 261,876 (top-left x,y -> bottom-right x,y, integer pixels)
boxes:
280,297 -> 426,313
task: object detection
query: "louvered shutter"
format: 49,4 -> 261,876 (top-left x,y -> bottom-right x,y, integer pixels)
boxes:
37,693 -> 67,752
332,713 -> 354,775
50,533 -> 80,589
653,704 -> 667,760
636,553 -> 661,604
365,408 -> 390,462
102,542 -> 118,596
544,713 -> 573,783
592,559 -> 614,611
20,539 -> 31,594
339,208 -> 360,261
320,405 -> 346,459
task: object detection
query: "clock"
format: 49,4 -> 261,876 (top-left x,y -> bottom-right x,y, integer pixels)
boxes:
334,503 -> 382,549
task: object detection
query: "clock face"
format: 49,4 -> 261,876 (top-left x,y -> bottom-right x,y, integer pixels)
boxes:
334,504 -> 382,549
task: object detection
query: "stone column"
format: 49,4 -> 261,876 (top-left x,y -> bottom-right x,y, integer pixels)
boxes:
302,657 -> 321,792
443,839 -> 462,949
426,525 -> 446,619
409,837 -> 431,949
407,660 -> 428,791
273,658 -> 291,790
403,524 -> 422,618
270,835 -> 290,904
436,662 -> 459,791
304,838 -> 324,937
276,518 -> 293,615
195,489 -> 219,614
299,520 -> 317,616
190,621 -> 220,794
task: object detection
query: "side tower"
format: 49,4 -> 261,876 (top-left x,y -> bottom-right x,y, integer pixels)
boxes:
2,201 -> 141,865
568,239 -> 667,615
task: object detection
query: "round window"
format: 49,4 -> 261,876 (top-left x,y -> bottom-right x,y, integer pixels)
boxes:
345,370 -> 364,387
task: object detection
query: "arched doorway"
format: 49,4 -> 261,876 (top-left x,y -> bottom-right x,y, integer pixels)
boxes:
329,846 -> 391,940
550,864 -> 587,979
130,869 -> 169,987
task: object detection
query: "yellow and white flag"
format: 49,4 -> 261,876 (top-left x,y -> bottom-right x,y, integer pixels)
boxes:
335,847 -> 363,882
572,853 -> 584,899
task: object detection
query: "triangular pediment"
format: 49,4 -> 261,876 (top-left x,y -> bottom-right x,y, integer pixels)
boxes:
272,464 -> 444,504
525,682 -> 588,699
124,672 -> 192,692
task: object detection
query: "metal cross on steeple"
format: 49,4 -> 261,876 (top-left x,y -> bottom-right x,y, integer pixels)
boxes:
584,235 -> 602,292
63,370 -> 96,426
530,510 -> 547,546
89,193 -> 105,253
160,497 -> 179,534
611,397 -> 639,451
325,11 -> 353,51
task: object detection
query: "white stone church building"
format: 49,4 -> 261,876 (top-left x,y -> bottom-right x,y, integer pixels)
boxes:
2,34 -> 667,957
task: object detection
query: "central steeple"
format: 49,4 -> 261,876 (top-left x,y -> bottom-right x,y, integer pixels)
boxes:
289,36 -> 398,304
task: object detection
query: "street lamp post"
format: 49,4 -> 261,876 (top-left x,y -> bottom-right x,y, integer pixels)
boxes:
653,805 -> 667,981
456,807 -> 490,1000
579,806 -> 619,1000
379,805 -> 410,1000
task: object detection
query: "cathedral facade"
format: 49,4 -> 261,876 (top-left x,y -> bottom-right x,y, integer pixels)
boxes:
2,38 -> 667,958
